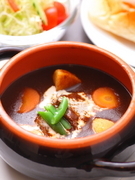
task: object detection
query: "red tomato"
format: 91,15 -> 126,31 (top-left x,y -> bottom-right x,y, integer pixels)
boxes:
54,1 -> 68,24
42,7 -> 58,30
42,1 -> 68,31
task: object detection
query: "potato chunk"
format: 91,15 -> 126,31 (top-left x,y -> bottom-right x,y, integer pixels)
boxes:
53,69 -> 81,90
92,118 -> 115,133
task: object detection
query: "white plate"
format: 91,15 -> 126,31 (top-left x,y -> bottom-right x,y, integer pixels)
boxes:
80,0 -> 135,67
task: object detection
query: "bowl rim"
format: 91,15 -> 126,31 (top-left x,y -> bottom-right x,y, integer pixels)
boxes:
1,41 -> 135,149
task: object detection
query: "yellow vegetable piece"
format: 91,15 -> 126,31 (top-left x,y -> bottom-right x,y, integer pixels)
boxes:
92,118 -> 115,133
53,69 -> 81,91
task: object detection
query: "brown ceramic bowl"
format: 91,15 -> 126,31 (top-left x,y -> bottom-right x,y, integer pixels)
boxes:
0,42 -> 135,179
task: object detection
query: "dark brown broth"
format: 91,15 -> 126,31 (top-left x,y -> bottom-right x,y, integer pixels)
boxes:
1,64 -> 131,137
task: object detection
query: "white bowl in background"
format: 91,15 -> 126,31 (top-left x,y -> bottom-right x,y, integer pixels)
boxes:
0,0 -> 80,48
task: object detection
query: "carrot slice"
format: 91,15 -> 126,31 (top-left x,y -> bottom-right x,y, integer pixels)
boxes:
92,87 -> 119,108
53,69 -> 81,91
18,88 -> 40,113
92,118 -> 115,133
7,0 -> 20,12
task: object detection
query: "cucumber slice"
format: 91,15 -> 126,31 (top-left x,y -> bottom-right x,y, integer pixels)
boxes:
32,0 -> 47,24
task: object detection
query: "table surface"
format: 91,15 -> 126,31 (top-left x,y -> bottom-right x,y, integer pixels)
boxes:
0,3 -> 135,180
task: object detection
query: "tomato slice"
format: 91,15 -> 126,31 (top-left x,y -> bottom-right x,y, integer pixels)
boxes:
42,7 -> 58,30
42,1 -> 68,31
54,1 -> 68,24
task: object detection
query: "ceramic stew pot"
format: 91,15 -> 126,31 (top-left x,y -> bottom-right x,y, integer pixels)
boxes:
0,42 -> 135,180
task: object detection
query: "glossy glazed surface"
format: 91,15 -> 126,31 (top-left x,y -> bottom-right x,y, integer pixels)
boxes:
0,42 -> 135,177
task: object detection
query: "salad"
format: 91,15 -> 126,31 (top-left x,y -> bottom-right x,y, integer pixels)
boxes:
0,0 -> 68,36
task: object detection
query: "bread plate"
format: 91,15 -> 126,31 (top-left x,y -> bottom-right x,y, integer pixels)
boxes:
80,0 -> 135,67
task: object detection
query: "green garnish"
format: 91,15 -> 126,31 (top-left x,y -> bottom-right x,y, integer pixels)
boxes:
60,118 -> 72,130
38,111 -> 67,135
52,97 -> 68,125
38,97 -> 71,135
